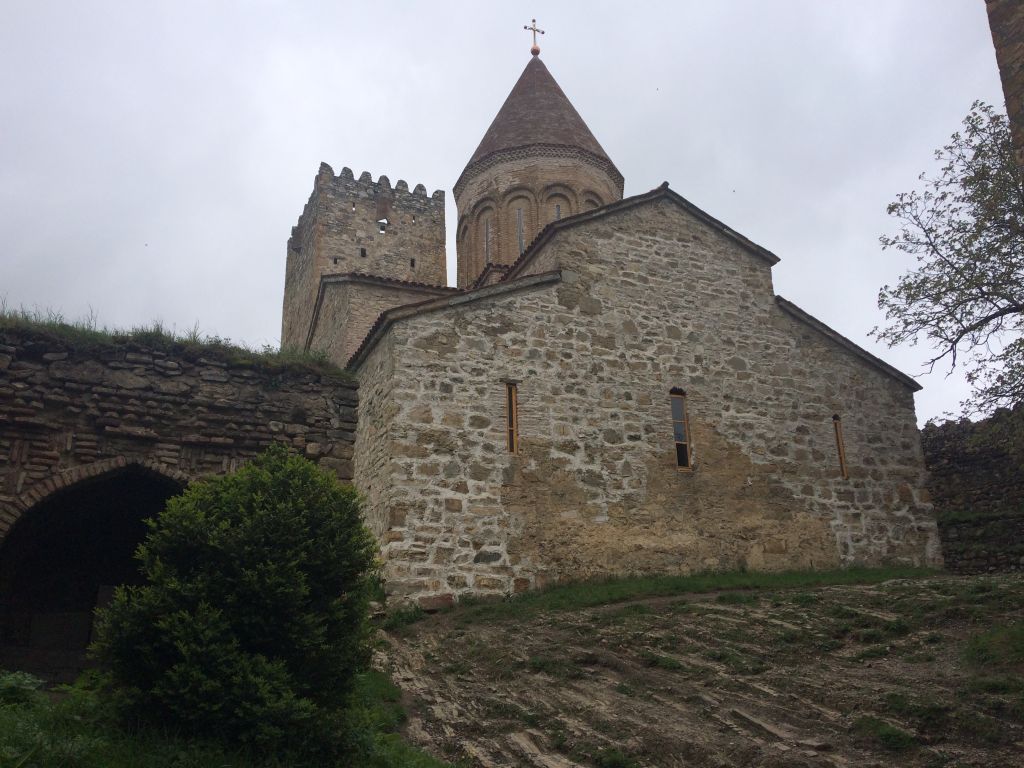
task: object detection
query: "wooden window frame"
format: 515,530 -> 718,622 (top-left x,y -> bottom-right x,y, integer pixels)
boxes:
832,414 -> 849,480
670,388 -> 693,471
505,382 -> 520,454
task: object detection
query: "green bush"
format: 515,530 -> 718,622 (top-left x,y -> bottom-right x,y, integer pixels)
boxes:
91,445 -> 378,762
0,670 -> 44,706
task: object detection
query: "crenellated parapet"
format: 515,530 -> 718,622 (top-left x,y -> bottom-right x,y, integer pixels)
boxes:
282,162 -> 447,352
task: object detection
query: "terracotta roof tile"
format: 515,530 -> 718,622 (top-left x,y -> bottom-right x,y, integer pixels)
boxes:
465,57 -> 616,172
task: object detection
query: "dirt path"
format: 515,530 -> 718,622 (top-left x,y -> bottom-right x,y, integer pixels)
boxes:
381,574 -> 1024,767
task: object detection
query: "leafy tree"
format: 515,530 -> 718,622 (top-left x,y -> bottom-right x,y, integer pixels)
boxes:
875,101 -> 1024,413
91,444 -> 378,762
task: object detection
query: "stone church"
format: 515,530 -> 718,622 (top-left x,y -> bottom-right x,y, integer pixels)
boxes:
282,48 -> 942,607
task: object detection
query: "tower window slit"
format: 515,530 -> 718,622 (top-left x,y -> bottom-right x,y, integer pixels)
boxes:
484,220 -> 492,264
555,203 -> 561,221
670,388 -> 692,470
506,382 -> 519,454
516,208 -> 525,254
360,247 -> 367,258
833,415 -> 849,480
410,258 -> 416,269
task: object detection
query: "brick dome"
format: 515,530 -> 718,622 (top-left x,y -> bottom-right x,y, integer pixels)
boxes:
455,57 -> 624,288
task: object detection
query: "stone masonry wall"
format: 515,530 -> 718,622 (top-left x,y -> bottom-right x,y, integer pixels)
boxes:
353,331 -> 399,541
282,163 -> 446,349
355,199 -> 940,607
0,328 -> 357,540
921,407 -> 1024,572
308,277 -> 456,368
987,0 -> 1024,168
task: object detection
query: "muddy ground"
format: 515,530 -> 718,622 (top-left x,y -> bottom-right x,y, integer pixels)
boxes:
381,574 -> 1024,767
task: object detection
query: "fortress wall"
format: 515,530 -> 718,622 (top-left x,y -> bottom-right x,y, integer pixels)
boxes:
922,407 -> 1024,573
0,327 -> 357,540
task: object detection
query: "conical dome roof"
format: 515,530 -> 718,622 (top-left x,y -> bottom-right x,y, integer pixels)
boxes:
456,56 -> 623,194
468,57 -> 612,165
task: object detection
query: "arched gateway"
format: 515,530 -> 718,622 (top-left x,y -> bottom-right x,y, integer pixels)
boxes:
0,328 -> 359,677
0,461 -> 185,675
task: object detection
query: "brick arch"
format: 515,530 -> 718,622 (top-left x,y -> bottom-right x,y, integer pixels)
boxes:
0,456 -> 192,543
473,202 -> 498,272
542,182 -> 579,213
503,189 -> 539,262
580,190 -> 605,211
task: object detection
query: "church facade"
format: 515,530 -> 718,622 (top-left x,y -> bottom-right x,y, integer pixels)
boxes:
283,51 -> 941,607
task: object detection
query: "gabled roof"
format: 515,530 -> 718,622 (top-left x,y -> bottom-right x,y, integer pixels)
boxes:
503,182 -> 782,282
304,272 -> 458,352
342,186 -> 919,393
775,297 -> 922,391
345,271 -> 562,371
470,262 -> 511,290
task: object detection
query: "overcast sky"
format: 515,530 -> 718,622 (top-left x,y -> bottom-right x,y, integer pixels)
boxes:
0,1 -> 1006,424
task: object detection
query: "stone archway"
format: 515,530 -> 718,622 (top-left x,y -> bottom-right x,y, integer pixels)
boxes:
0,461 -> 185,678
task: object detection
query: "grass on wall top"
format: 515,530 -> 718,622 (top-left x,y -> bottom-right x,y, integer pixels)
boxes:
0,304 -> 350,380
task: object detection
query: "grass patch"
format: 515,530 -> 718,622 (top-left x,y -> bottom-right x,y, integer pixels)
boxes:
853,645 -> 890,661
381,605 -> 428,633
606,604 -> 654,619
704,648 -> 767,675
639,650 -> 685,671
715,592 -> 758,605
446,567 -> 936,625
594,747 -> 639,768
964,676 -> 1024,695
0,304 -> 347,378
0,668 -> 454,768
853,715 -> 918,752
882,692 -> 952,733
528,655 -> 581,679
964,623 -> 1024,671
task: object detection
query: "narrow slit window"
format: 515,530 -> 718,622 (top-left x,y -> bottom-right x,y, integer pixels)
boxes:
506,382 -> 519,454
555,203 -> 562,221
410,257 -> 416,269
516,208 -> 525,254
484,220 -> 492,264
833,415 -> 849,480
670,388 -> 692,470
359,247 -> 367,258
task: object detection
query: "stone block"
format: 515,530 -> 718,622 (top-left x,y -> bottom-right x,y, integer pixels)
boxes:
417,593 -> 455,611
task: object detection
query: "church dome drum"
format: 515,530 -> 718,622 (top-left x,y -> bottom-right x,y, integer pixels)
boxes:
454,55 -> 624,287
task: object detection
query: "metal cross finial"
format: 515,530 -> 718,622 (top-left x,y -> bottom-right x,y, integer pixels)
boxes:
524,18 -> 545,56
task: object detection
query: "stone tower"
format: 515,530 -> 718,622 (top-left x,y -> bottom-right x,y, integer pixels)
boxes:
281,163 -> 451,363
454,52 -> 624,288
987,0 -> 1024,169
